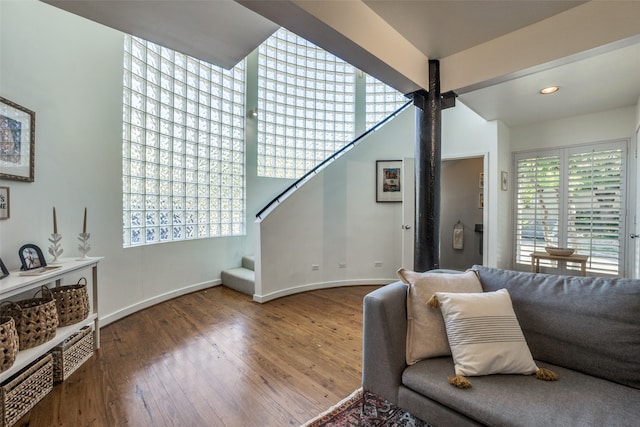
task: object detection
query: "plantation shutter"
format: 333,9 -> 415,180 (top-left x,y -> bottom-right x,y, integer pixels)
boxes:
567,144 -> 624,275
515,153 -> 561,265
514,140 -> 626,276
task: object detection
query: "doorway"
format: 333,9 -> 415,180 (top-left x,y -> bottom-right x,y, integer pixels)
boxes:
440,157 -> 484,270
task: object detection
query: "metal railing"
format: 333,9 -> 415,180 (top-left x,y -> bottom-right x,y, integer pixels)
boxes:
256,100 -> 412,219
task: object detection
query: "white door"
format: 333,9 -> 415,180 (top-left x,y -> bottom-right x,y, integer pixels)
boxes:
402,157 -> 415,269
633,128 -> 640,278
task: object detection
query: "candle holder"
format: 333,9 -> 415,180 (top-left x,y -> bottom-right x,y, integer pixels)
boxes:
48,233 -> 64,263
77,232 -> 91,259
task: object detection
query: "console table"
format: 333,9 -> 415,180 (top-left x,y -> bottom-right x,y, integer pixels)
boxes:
530,252 -> 588,276
0,257 -> 101,382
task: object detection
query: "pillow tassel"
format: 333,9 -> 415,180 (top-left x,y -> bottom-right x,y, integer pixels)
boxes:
448,375 -> 472,389
536,367 -> 559,381
427,294 -> 440,309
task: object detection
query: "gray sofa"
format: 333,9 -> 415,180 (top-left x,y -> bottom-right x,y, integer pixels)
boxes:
362,265 -> 640,426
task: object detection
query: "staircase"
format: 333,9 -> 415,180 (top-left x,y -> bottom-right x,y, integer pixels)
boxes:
221,255 -> 255,295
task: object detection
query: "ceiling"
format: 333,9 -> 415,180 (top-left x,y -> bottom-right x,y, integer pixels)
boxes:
41,0 -> 640,127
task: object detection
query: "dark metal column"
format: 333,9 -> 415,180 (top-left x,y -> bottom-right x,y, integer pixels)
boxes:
414,60 -> 442,272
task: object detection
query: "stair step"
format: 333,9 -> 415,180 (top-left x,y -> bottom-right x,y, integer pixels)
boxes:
241,255 -> 255,271
221,267 -> 255,295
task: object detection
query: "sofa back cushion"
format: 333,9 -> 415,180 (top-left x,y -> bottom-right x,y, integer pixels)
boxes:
472,266 -> 640,389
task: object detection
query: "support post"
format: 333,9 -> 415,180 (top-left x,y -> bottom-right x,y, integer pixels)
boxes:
413,60 -> 442,272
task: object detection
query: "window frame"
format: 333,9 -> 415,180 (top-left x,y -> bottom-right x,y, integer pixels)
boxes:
513,139 -> 628,276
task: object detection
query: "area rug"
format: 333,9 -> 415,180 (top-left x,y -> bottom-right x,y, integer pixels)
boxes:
301,388 -> 430,427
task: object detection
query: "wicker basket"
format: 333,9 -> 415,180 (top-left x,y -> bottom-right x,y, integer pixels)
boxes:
0,354 -> 53,427
50,326 -> 94,383
0,318 -> 18,374
42,278 -> 89,327
0,297 -> 58,350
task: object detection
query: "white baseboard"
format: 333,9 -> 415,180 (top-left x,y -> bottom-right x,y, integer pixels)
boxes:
252,278 -> 395,303
100,279 -> 221,327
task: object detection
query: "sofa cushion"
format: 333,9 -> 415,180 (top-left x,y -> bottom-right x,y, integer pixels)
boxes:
472,265 -> 640,389
435,289 -> 538,377
402,357 -> 640,427
397,269 -> 482,364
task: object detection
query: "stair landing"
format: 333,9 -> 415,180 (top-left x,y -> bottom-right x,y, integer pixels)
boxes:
221,256 -> 255,295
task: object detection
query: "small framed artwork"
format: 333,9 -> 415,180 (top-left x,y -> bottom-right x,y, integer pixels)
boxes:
479,192 -> 484,209
479,172 -> 484,189
501,171 -> 509,191
0,257 -> 8,280
18,244 -> 47,270
0,186 -> 8,220
376,160 -> 402,202
0,96 -> 36,182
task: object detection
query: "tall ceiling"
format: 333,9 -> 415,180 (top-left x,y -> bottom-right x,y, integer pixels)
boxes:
42,0 -> 640,127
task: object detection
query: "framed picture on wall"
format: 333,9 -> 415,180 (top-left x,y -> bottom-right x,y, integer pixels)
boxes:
376,160 -> 402,202
0,96 -> 36,182
0,186 -> 8,220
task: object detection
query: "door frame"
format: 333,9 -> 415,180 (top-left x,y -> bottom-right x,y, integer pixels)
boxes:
441,153 -> 489,267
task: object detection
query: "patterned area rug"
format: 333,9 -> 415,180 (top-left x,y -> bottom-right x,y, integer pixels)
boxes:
301,388 -> 430,427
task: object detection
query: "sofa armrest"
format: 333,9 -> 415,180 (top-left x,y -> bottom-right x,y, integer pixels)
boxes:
362,281 -> 408,404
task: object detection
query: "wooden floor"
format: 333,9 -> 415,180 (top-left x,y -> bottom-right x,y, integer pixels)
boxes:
19,284 -> 380,427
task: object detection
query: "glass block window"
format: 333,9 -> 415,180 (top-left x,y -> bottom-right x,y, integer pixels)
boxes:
257,28 -> 356,179
365,75 -> 407,130
123,35 -> 245,247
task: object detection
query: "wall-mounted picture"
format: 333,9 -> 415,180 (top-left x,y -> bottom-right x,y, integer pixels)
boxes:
19,244 -> 47,271
0,96 -> 35,182
501,171 -> 509,191
479,172 -> 484,188
0,186 -> 8,220
479,191 -> 484,209
376,160 -> 402,202
0,257 -> 8,280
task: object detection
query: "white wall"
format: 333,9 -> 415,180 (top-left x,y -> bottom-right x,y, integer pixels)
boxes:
510,106 -> 636,151
256,108 -> 414,301
0,0 -> 253,325
441,103 -> 503,268
256,101 -> 508,301
496,121 -> 512,269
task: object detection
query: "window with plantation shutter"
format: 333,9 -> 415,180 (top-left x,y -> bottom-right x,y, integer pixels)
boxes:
515,153 -> 561,266
567,144 -> 624,275
514,140 -> 627,276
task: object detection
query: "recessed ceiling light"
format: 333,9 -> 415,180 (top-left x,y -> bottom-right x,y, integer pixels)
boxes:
539,86 -> 559,95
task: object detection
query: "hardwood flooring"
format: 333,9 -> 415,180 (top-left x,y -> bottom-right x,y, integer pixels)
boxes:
18,284 -> 380,427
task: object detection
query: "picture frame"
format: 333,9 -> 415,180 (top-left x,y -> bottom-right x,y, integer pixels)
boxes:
1,96 -> 36,182
18,244 -> 47,271
479,172 -> 484,189
0,186 -> 8,220
501,170 -> 509,191
0,257 -> 8,280
376,160 -> 402,202
479,191 -> 484,209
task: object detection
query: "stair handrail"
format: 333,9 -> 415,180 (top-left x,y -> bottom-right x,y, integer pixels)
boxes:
255,100 -> 413,219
